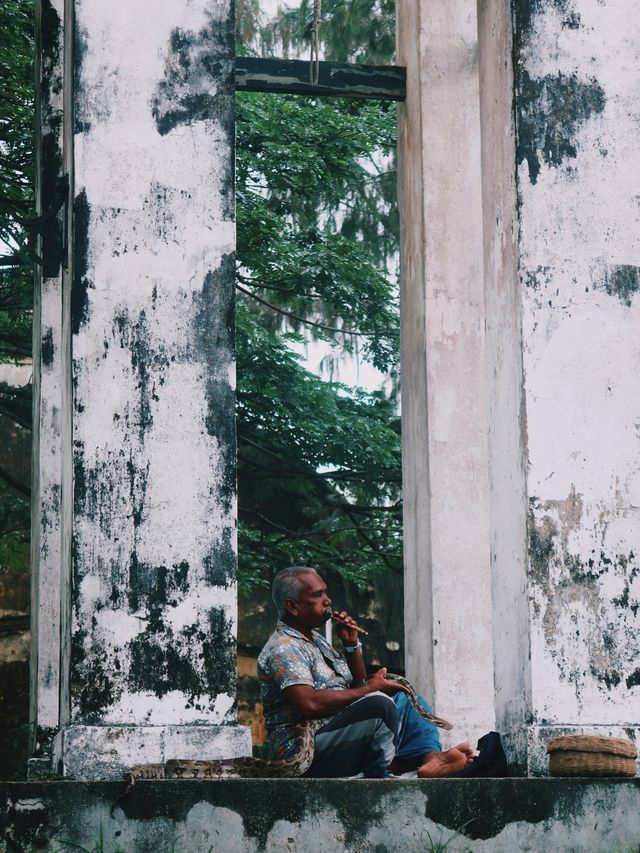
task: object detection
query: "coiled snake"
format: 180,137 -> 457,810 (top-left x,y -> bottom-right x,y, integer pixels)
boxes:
125,674 -> 453,785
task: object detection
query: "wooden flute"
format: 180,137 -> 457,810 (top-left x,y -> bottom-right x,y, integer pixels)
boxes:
327,609 -> 369,636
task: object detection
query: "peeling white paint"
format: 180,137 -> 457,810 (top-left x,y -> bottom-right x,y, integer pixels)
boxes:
28,0 -> 251,775
516,0 -> 640,761
98,689 -> 236,727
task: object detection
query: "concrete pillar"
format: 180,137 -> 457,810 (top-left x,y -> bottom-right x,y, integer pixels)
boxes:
477,0 -> 532,774
513,0 -> 640,773
29,0 -> 70,775
31,0 -> 250,779
397,0 -> 496,744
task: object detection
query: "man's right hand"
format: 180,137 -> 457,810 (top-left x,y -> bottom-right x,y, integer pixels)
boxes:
367,667 -> 411,696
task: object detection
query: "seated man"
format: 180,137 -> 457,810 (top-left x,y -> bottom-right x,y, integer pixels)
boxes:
257,565 -> 475,778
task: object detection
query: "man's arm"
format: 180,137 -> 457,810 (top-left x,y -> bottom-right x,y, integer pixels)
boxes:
284,667 -> 409,719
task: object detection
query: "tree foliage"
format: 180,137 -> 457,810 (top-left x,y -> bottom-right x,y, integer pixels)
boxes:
235,4 -> 401,592
0,0 -> 34,362
237,0 -> 395,65
0,0 -> 33,574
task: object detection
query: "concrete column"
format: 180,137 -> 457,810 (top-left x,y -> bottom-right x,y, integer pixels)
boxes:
29,0 -> 70,776
477,0 -> 532,774
513,0 -> 640,773
397,0 -> 496,744
32,0 -> 250,779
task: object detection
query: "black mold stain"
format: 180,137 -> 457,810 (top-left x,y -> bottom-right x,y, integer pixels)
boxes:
528,509 -> 557,582
142,182 -> 192,244
626,668 -> 640,689
203,528 -> 235,587
71,190 -> 91,335
70,628 -> 117,723
38,0 -> 65,277
73,25 -> 92,134
202,606 -> 237,694
113,308 -> 164,441
611,553 -> 638,614
0,779 -> 635,853
513,0 -> 578,41
115,779 -> 307,848
562,11 -> 581,28
318,784 -> 388,849
127,605 -> 235,703
39,112 -> 65,278
40,0 -> 62,100
152,17 -> 234,139
193,255 -> 236,521
524,265 -> 551,291
4,779 -> 639,851
613,584 -> 630,608
72,440 -> 87,518
128,311 -> 154,439
590,665 -> 621,691
126,456 -> 149,535
41,328 -> 54,367
516,71 -> 606,184
73,444 -> 132,540
426,779 -> 555,840
563,552 -> 608,585
128,556 -> 190,617
603,265 -> 640,306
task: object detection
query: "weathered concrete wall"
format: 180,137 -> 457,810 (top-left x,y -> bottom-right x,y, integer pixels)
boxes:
30,0 -> 251,777
513,0 -> 640,768
2,779 -> 640,852
397,0 -> 496,747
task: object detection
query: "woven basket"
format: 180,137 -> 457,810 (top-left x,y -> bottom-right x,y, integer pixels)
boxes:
547,735 -> 638,778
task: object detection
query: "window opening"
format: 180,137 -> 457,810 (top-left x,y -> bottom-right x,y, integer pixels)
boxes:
233,1 -> 405,748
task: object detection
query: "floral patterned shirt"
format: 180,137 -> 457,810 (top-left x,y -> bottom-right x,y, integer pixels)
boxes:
257,621 -> 353,758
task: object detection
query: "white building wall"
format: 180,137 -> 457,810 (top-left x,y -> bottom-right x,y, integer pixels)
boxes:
514,0 -> 640,769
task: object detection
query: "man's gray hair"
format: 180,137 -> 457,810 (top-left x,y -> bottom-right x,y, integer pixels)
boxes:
272,566 -> 318,617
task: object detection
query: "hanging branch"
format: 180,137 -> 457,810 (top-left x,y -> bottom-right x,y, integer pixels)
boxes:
236,281 -> 371,337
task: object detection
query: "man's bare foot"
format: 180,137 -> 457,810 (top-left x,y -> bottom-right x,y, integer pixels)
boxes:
416,743 -> 475,778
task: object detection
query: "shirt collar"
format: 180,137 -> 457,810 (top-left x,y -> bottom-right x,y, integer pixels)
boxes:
276,620 -> 323,644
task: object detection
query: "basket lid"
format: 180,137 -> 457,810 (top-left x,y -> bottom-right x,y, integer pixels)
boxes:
546,735 -> 637,759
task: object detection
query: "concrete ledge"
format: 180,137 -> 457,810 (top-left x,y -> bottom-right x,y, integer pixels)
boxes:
2,778 -> 639,851
52,724 -> 253,780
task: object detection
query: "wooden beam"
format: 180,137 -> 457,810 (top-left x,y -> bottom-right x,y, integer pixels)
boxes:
235,57 -> 406,101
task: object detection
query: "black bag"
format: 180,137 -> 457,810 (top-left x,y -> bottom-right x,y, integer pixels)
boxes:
444,731 -> 509,778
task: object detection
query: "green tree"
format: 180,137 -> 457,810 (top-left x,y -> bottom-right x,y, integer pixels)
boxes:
236,90 -> 401,592
0,0 -> 34,575
235,3 -> 401,592
238,0 -> 396,65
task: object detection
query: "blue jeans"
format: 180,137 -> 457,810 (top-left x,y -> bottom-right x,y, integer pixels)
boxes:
392,689 -> 441,762
304,690 -> 442,778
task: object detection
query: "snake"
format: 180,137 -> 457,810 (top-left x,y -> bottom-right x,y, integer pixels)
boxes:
125,674 -> 453,785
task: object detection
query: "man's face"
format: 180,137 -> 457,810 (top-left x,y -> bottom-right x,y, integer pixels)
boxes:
286,573 -> 331,629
